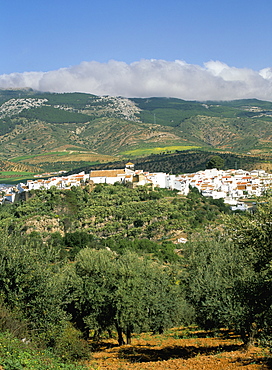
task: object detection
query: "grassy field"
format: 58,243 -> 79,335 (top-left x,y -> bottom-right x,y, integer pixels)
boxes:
4,151 -> 120,177
11,151 -> 118,164
121,145 -> 200,156
0,171 -> 37,184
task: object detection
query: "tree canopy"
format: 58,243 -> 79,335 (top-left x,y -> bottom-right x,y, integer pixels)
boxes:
184,199 -> 272,346
66,248 -> 187,344
206,155 -> 225,170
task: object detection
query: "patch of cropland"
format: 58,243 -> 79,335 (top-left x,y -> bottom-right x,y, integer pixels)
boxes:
0,158 -> 40,172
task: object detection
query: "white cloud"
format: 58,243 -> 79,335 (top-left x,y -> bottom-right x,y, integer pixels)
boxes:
1,59 -> 272,101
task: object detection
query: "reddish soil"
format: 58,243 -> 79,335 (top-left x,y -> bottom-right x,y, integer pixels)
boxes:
87,328 -> 271,370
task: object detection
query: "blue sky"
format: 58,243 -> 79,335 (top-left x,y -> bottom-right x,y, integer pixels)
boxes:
1,0 -> 272,100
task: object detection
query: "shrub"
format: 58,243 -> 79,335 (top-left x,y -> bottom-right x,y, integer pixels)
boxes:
0,331 -> 87,370
0,297 -> 28,339
53,322 -> 90,362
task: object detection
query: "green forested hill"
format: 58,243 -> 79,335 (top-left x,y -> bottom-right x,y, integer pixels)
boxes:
0,89 -> 272,175
1,183 -> 229,245
131,97 -> 272,152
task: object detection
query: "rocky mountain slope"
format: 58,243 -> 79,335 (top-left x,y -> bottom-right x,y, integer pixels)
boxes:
0,89 -> 272,170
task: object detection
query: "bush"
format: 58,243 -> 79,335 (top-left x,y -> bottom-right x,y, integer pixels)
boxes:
0,331 -> 87,370
0,297 -> 28,339
53,322 -> 90,362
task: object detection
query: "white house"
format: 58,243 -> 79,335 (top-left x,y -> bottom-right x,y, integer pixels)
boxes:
145,172 -> 168,188
89,169 -> 131,185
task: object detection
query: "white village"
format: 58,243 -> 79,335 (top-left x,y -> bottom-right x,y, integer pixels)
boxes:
2,162 -> 272,211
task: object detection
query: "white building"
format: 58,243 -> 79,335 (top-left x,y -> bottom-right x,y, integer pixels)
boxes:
3,165 -> 272,209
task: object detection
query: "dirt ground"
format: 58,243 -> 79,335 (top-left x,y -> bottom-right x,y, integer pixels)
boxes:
87,328 -> 271,370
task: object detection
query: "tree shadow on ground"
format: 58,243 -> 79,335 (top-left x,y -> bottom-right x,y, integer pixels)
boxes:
266,358 -> 272,369
233,356 -> 272,369
90,340 -> 118,351
171,328 -> 239,340
118,343 -> 242,363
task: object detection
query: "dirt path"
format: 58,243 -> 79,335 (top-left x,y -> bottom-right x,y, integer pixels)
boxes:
87,329 -> 270,370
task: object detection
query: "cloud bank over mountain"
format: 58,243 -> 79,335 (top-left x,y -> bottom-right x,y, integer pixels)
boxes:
1,59 -> 272,101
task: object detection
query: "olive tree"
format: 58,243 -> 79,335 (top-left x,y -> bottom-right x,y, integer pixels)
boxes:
67,248 -> 185,345
0,230 -> 69,342
184,201 -> 272,346
206,155 -> 225,170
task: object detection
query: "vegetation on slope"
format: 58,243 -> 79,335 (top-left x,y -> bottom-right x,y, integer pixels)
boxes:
19,105 -> 92,124
1,183 -> 229,243
1,91 -> 272,171
69,150 -> 272,177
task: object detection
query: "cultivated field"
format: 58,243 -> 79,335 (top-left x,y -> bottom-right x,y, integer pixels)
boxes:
11,150 -> 117,165
121,145 -> 199,156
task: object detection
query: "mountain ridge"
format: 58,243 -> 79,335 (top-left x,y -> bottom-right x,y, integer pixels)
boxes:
0,89 -> 272,175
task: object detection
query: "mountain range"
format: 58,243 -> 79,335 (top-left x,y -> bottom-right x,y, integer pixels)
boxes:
0,88 -> 272,175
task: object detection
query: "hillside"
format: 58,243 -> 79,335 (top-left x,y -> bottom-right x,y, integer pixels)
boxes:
68,150 -> 271,176
1,182 -> 229,243
0,89 -> 272,175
